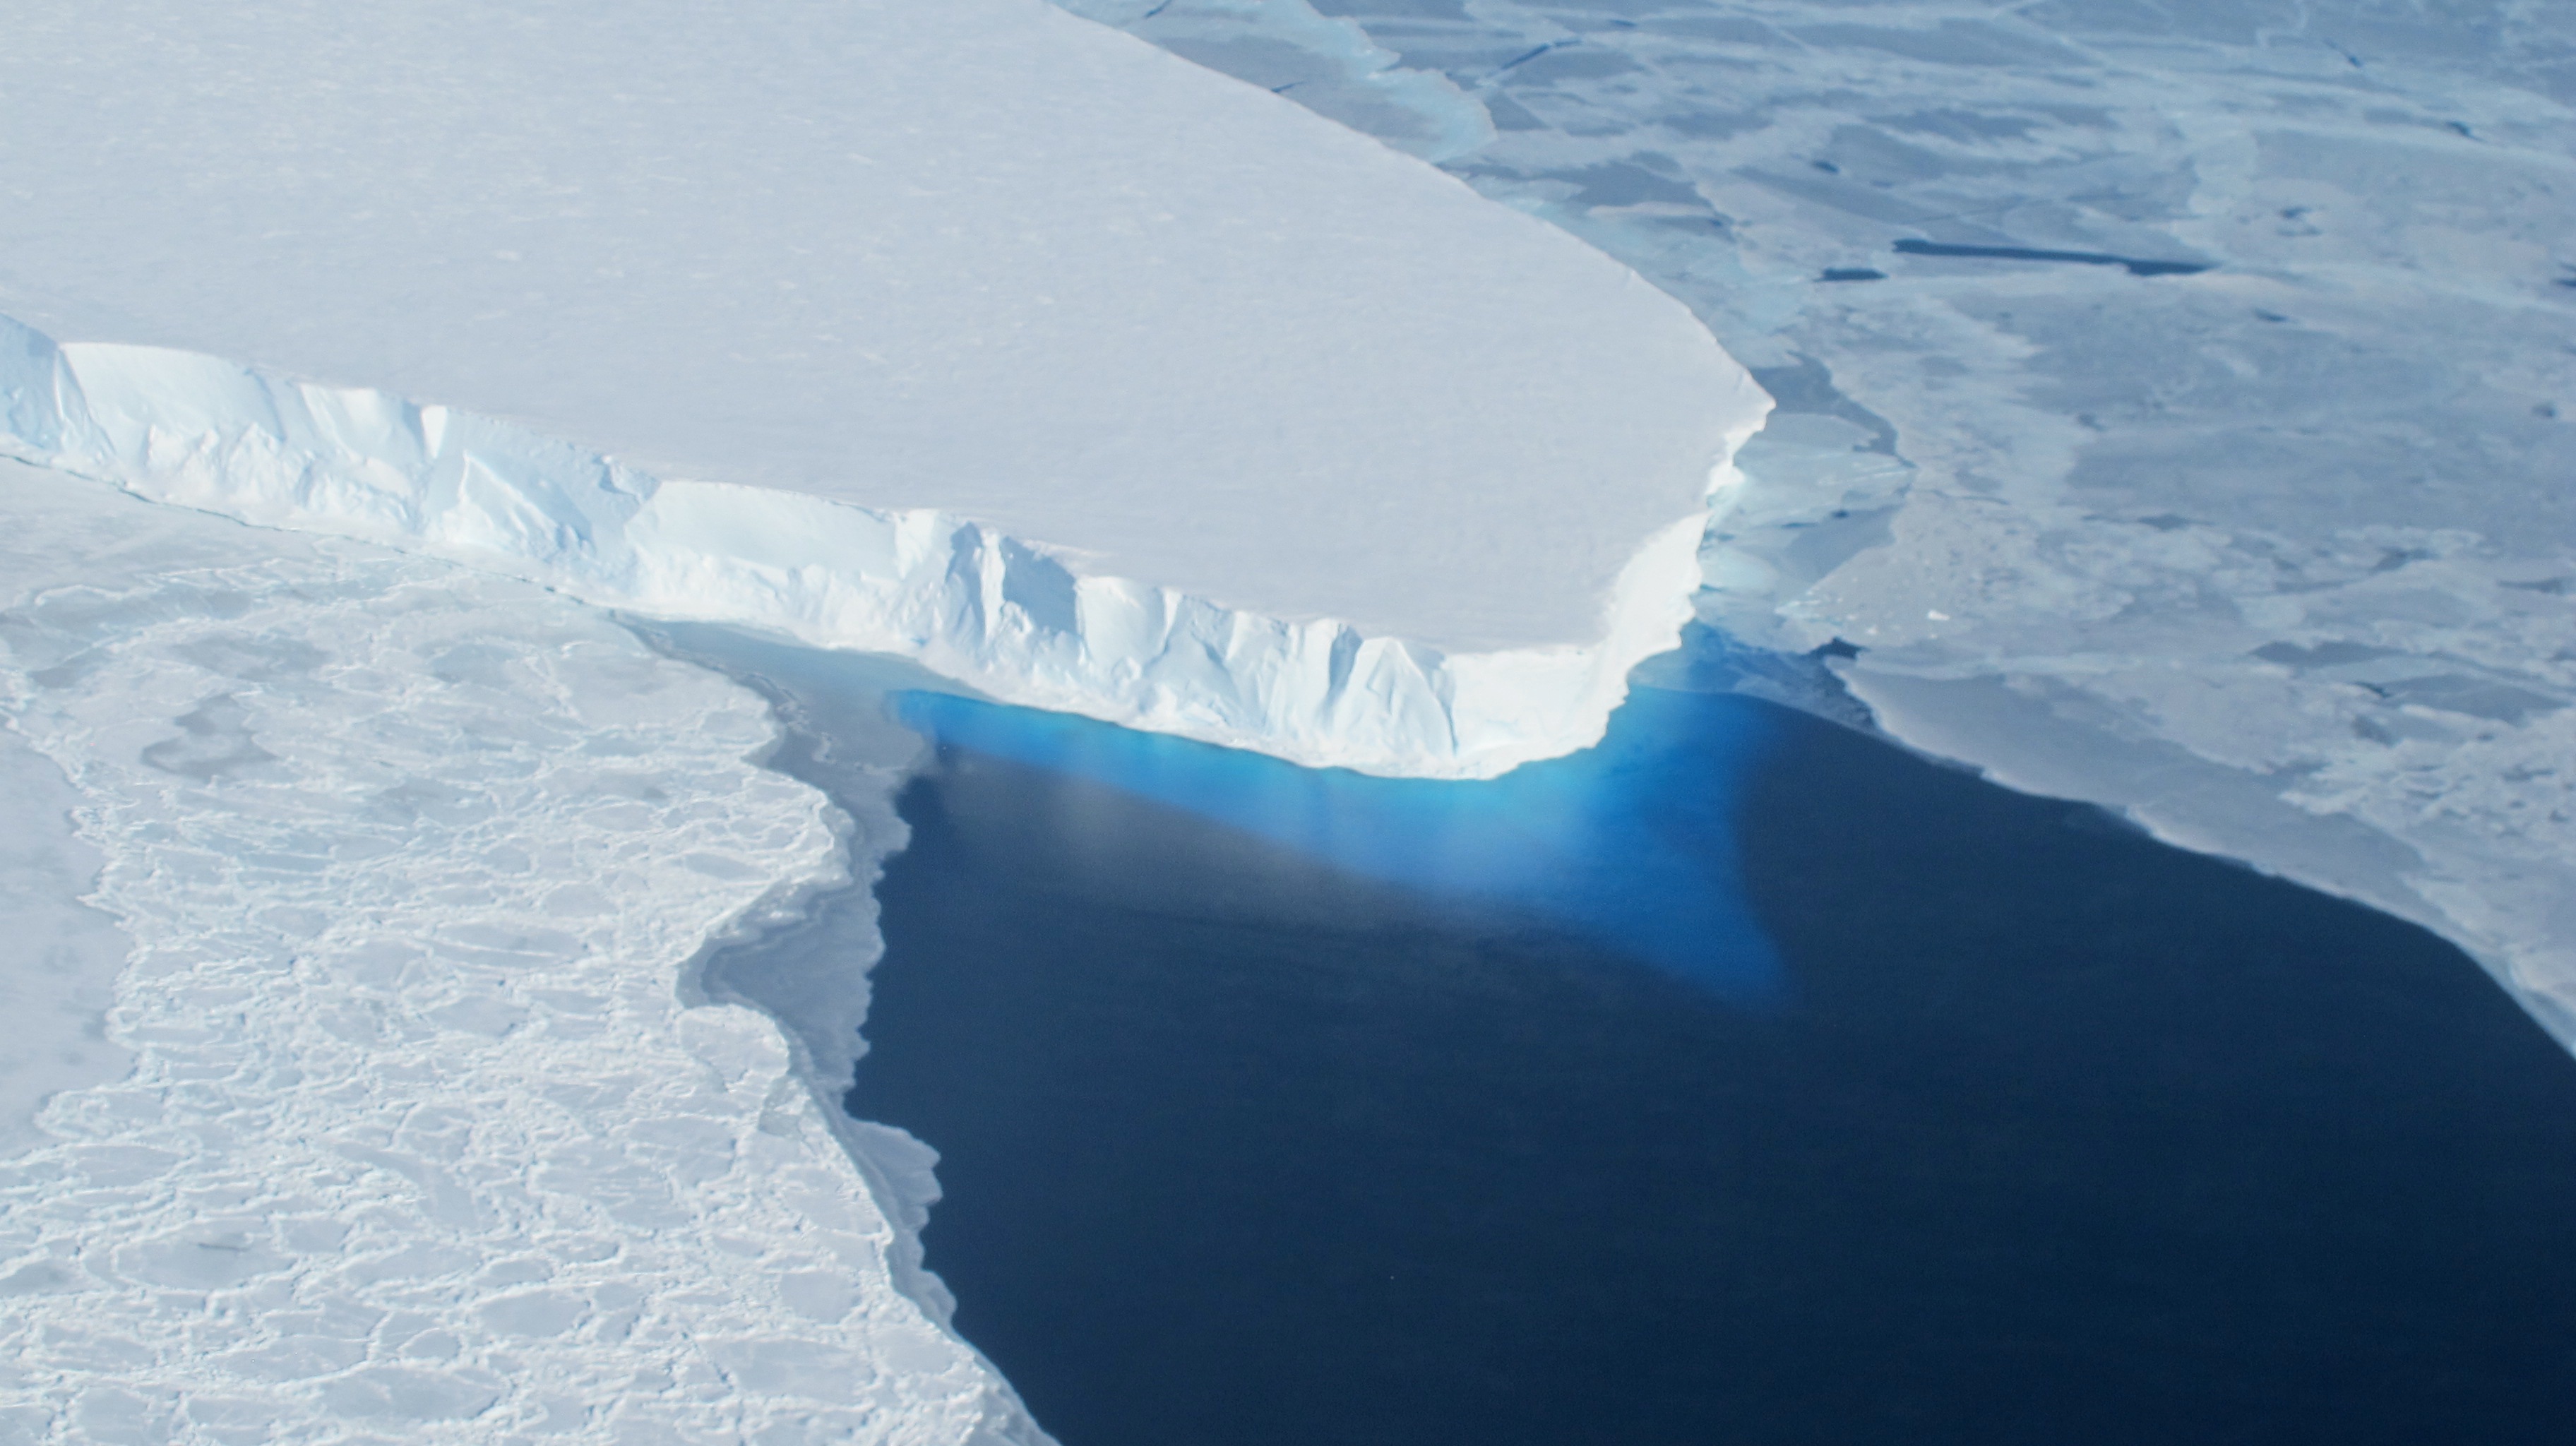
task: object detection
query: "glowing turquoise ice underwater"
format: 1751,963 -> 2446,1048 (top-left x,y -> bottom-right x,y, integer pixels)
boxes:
892,644 -> 1783,1000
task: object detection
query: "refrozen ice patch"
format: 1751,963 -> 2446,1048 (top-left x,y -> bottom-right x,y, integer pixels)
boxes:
0,460 -> 1044,1444
1099,0 -> 2576,1044
0,724 -> 129,1160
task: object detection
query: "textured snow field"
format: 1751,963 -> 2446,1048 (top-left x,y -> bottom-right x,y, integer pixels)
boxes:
0,0 -> 1767,777
0,461 -> 1038,1445
1073,0 -> 2576,1042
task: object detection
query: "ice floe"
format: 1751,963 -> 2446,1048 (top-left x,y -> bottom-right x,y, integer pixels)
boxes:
0,459 -> 1039,1443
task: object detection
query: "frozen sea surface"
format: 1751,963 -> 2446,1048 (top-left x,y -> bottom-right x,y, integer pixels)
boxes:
1056,0 -> 2576,1036
0,460 -> 1041,1444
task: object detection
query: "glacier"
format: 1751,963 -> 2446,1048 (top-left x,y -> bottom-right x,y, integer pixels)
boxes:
0,717 -> 131,1162
1071,0 -> 2576,1048
0,0 -> 1767,780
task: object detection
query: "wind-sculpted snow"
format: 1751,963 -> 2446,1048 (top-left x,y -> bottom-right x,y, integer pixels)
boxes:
1090,0 -> 2576,1043
0,461 -> 1044,1444
0,0 -> 1767,782
0,316 -> 1737,781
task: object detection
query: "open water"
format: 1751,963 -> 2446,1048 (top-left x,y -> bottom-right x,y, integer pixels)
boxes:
700,628 -> 2576,1446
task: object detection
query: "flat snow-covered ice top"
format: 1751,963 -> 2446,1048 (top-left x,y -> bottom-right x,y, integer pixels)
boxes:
0,0 -> 1751,657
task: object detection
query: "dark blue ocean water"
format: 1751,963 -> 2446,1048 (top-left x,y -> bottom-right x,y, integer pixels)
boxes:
703,628 -> 2576,1446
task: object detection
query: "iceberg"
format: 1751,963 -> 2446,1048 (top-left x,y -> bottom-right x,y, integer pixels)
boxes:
0,0 -> 1766,780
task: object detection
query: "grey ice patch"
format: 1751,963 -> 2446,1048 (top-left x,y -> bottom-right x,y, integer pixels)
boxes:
428,640 -> 522,690
2370,676 -> 2562,725
170,631 -> 328,682
139,694 -> 276,782
0,722 -> 133,1159
1746,358 -> 1901,455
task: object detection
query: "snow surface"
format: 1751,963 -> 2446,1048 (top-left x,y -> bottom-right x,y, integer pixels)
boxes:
1085,0 -> 2576,1043
0,0 -> 1767,779
0,459 -> 1040,1444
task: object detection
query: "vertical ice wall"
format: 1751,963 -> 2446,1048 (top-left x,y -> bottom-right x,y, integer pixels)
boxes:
0,314 -> 1754,779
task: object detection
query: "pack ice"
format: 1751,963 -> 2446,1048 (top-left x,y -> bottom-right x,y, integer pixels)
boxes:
1087,0 -> 2576,1047
0,0 -> 1763,780
0,458 -> 1044,1442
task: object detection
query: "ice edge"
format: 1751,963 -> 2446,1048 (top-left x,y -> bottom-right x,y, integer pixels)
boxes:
0,313 -> 1768,781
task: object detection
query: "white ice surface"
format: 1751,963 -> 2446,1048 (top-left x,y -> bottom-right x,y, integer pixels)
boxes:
0,0 -> 1767,779
1099,0 -> 2576,1043
0,459 -> 1041,1445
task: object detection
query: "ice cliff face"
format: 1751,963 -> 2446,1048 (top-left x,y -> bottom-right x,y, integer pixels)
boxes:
0,316 -> 1753,781
1091,0 -> 2576,1046
0,460 -> 1041,1444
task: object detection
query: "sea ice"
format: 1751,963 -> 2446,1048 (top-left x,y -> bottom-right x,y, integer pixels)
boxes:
1085,0 -> 2576,1045
0,0 -> 1767,779
0,459 -> 1040,1443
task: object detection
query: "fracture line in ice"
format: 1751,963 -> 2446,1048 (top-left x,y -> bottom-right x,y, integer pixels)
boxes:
0,462 -> 1046,1445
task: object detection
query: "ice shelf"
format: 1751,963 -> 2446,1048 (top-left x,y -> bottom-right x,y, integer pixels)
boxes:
0,0 -> 1765,779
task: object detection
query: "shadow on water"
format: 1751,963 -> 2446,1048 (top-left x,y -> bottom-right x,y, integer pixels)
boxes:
812,635 -> 2576,1446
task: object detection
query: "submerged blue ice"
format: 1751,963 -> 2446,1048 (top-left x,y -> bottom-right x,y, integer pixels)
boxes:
895,635 -> 1783,1000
